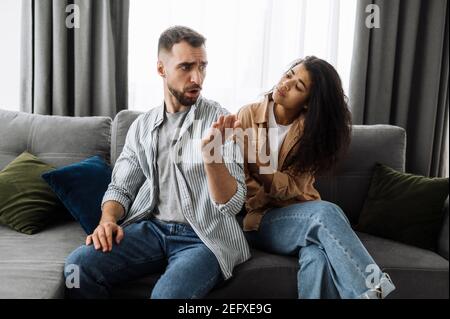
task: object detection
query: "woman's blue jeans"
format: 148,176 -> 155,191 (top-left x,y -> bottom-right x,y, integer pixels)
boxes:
245,200 -> 395,299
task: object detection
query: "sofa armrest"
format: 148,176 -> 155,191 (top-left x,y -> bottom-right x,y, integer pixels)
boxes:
438,197 -> 449,260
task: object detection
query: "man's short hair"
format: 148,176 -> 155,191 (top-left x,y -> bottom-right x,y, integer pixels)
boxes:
158,26 -> 206,55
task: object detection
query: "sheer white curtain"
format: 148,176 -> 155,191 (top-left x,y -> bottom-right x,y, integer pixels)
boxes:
0,0 -> 21,111
128,0 -> 358,113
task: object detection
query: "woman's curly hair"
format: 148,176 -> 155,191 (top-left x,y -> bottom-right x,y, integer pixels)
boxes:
279,56 -> 352,175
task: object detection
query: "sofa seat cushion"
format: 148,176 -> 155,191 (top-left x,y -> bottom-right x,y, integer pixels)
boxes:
2,220 -> 446,298
110,232 -> 449,299
0,221 -> 85,298
357,232 -> 448,299
110,248 -> 299,299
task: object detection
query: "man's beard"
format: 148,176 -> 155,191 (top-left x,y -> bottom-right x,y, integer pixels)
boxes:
168,84 -> 201,106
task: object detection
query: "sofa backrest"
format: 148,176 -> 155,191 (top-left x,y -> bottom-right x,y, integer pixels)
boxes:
0,109 -> 112,170
111,110 -> 142,167
111,110 -> 406,224
315,125 -> 406,224
0,108 -> 407,224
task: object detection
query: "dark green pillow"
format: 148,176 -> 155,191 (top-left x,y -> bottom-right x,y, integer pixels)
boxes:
0,151 -> 68,234
356,163 -> 449,250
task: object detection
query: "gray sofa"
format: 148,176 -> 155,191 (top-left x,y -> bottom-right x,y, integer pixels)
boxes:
0,108 -> 448,299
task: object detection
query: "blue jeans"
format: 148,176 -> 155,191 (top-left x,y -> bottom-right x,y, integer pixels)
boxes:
245,200 -> 395,299
65,219 -> 222,299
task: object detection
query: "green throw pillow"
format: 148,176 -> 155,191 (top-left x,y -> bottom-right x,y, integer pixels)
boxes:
0,151 -> 68,234
356,163 -> 449,250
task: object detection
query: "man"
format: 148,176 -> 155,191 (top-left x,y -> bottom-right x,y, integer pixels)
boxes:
65,26 -> 250,299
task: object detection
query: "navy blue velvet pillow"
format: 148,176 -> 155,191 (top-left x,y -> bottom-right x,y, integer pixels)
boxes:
42,155 -> 112,234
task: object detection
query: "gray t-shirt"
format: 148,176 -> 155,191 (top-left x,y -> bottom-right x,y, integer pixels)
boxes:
154,107 -> 190,224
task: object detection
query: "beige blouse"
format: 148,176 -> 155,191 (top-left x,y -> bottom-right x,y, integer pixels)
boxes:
237,95 -> 321,231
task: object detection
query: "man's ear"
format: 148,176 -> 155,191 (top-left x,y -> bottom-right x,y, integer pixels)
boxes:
157,60 -> 165,78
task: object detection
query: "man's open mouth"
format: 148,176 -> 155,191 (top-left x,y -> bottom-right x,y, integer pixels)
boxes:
186,88 -> 200,96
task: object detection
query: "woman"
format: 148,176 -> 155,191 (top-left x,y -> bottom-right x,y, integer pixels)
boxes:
236,56 -> 395,299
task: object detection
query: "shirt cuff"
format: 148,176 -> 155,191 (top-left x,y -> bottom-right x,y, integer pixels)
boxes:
212,181 -> 246,217
101,188 -> 131,222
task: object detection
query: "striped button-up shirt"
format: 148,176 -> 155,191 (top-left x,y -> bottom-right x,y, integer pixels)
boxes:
101,96 -> 251,279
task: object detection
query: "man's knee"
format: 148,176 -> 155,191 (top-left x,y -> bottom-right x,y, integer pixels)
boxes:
64,245 -> 96,277
151,285 -> 190,299
151,271 -> 220,299
151,246 -> 221,299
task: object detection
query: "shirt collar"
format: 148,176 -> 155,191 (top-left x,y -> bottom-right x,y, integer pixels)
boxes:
154,96 -> 201,130
254,94 -> 271,124
254,94 -> 303,130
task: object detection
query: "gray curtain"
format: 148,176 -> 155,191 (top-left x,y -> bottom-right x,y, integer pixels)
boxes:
349,0 -> 449,177
20,0 -> 129,117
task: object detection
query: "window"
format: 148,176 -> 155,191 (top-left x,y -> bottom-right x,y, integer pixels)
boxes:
0,0 -> 21,111
128,0 -> 358,113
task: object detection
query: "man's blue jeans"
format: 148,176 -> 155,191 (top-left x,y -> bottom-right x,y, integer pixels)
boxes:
64,218 -> 222,299
245,200 -> 395,299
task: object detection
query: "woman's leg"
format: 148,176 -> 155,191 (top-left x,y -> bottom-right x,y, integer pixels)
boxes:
245,200 -> 395,299
298,244 -> 340,299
